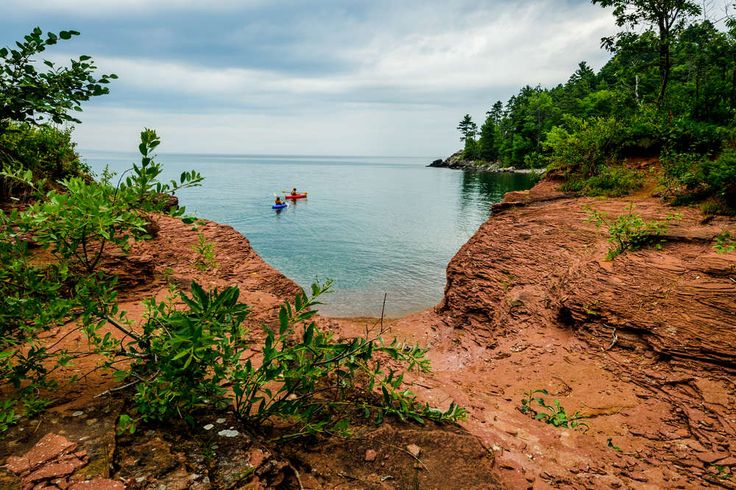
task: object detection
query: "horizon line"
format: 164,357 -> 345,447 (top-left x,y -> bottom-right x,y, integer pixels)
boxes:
78,148 -> 442,160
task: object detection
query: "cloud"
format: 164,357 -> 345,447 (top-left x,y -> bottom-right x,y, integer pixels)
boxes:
2,0 -> 267,16
1,0 -> 617,155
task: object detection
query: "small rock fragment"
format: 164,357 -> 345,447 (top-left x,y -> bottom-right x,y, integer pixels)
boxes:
6,433 -> 78,474
365,449 -> 378,462
203,424 -> 214,431
696,451 -> 729,464
24,462 -> 77,483
68,479 -> 125,490
406,444 -> 421,458
217,429 -> 239,438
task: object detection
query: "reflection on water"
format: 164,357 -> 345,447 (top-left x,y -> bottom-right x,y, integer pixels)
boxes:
83,151 -> 537,317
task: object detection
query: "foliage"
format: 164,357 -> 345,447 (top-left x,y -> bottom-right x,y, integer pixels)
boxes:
448,3 -> 735,209
19,129 -> 201,273
714,231 -> 736,254
662,150 -> 736,207
127,283 -> 250,424
545,116 -> 621,178
0,27 -> 117,130
570,165 -> 644,197
0,129 -> 202,434
519,389 -> 589,431
231,282 -> 466,438
586,204 -> 679,259
0,123 -> 87,201
120,280 -> 466,438
193,232 -> 218,271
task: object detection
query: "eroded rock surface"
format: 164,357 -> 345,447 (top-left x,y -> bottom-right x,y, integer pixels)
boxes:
429,179 -> 736,488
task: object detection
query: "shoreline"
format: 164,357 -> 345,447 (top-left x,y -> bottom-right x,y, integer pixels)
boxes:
4,179 -> 735,489
428,150 -> 545,174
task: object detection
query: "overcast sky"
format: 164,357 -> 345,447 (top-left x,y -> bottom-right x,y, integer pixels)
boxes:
1,0 -> 616,157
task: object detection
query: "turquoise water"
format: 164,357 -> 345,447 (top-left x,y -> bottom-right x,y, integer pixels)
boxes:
82,151 -> 536,317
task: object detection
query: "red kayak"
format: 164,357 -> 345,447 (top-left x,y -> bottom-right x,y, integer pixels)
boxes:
285,193 -> 308,200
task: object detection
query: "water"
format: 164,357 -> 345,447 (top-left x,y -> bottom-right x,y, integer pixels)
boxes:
82,151 -> 536,317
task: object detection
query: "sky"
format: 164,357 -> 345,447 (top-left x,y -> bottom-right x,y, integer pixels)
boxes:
1,0 -> 617,157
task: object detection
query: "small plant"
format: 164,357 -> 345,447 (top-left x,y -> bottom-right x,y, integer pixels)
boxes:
607,438 -> 622,451
117,414 -> 137,435
714,231 -> 736,254
0,400 -> 19,433
707,464 -> 732,481
520,389 -> 589,431
586,204 -> 680,259
193,232 -> 218,271
126,282 -> 250,424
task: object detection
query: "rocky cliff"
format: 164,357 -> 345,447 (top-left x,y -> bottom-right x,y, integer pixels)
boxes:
420,178 -> 736,488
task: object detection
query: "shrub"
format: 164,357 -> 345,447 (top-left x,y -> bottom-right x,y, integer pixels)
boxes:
586,204 -> 680,259
193,232 -> 218,271
0,123 -> 86,201
583,166 -> 644,197
666,118 -> 727,155
128,283 -> 250,424
545,116 -> 621,178
122,281 -> 467,438
662,150 -> 736,208
0,129 -> 202,433
618,105 -> 667,156
232,282 -> 466,437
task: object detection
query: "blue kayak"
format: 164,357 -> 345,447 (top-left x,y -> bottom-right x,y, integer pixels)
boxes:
273,203 -> 288,209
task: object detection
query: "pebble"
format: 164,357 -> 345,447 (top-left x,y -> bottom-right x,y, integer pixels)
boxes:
406,444 -> 421,458
217,429 -> 239,438
72,411 -> 84,417
215,418 -> 226,424
365,449 -> 377,462
203,424 -> 214,431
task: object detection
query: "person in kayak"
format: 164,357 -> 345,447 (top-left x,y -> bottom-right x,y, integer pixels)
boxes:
290,187 -> 298,196
275,196 -> 284,205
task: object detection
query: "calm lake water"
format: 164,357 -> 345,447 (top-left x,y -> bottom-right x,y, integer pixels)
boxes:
82,151 -> 536,317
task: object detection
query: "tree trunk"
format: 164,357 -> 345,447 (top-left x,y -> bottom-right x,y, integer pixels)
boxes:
658,31 -> 671,107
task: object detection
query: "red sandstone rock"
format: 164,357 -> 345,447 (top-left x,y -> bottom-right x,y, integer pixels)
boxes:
6,434 -> 78,475
23,462 -> 78,484
68,479 -> 124,490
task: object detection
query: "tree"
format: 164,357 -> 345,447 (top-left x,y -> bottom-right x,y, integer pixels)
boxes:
0,27 -> 117,133
487,100 -> 505,125
457,114 -> 477,142
592,0 -> 701,106
478,115 -> 498,162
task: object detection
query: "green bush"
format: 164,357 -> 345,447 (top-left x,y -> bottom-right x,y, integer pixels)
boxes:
662,149 -> 736,208
121,281 -> 466,438
0,123 -> 86,201
0,129 -> 202,434
586,204 -> 679,259
545,116 -> 621,177
583,166 -> 644,197
129,283 -> 250,424
666,119 -> 727,155
618,106 -> 667,156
